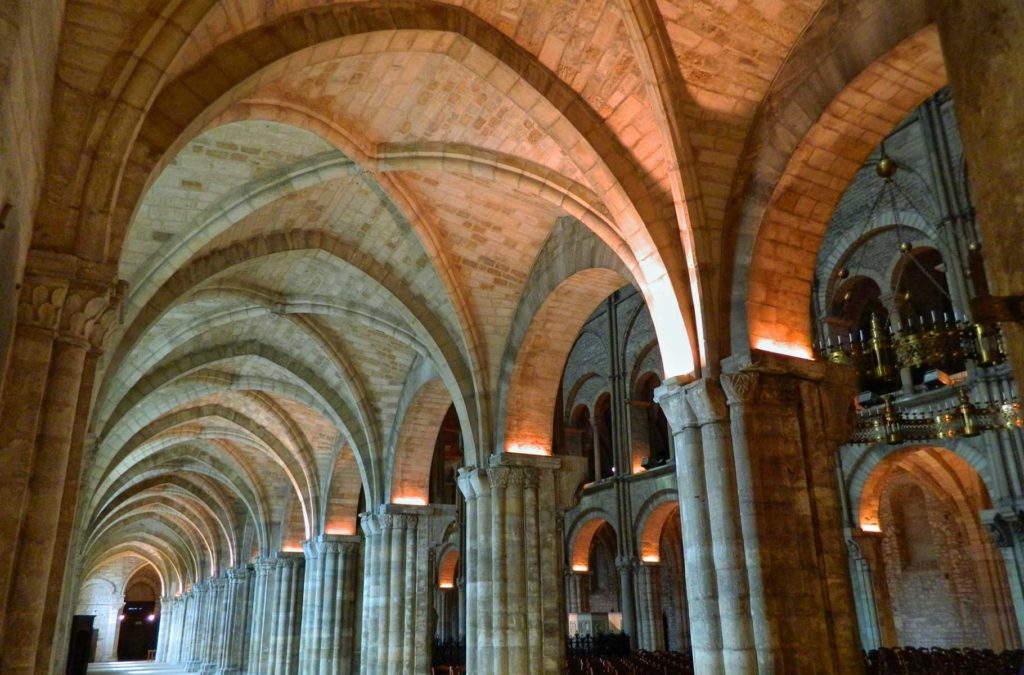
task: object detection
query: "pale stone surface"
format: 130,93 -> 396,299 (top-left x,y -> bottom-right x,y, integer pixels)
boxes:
1,2 -> 1023,674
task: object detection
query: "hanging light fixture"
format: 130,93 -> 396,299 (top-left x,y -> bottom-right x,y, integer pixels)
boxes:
816,147 -> 1006,379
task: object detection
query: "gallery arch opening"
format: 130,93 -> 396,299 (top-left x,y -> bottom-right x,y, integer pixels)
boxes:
2,2 -> 1024,675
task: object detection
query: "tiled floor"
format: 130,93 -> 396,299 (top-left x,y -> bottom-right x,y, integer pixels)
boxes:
87,662 -> 187,674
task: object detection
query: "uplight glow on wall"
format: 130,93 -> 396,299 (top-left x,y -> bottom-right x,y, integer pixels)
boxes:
393,496 -> 427,506
507,443 -> 549,456
325,526 -> 354,536
753,337 -> 813,360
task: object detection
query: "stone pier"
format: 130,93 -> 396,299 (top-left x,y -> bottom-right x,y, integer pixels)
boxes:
458,453 -> 586,675
657,351 -> 861,674
359,504 -> 454,675
299,535 -> 361,675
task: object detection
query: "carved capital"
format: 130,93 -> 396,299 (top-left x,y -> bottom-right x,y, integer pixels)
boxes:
16,280 -> 68,331
18,251 -> 125,349
254,557 -> 277,574
614,555 -> 639,574
654,380 -> 696,433
59,281 -> 123,349
721,371 -> 798,408
686,378 -> 729,425
318,540 -> 343,555
489,464 -> 537,489
365,511 -> 419,533
986,515 -> 1014,549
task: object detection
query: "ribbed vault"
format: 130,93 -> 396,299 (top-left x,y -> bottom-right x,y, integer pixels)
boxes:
25,0 -> 951,605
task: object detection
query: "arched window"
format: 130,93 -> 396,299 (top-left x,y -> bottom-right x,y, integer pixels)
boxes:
567,404 -> 596,483
830,276 -> 888,339
892,247 -> 954,324
588,523 -> 619,614
636,373 -> 671,467
429,404 -> 462,505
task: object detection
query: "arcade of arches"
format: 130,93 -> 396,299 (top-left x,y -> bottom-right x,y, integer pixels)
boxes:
1,1 -> 1023,674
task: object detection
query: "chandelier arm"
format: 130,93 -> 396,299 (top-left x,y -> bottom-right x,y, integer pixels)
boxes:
890,178 -> 940,228
900,246 -> 956,304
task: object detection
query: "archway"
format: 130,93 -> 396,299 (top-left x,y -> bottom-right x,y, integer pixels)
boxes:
116,564 -> 161,661
855,446 -> 1019,650
632,372 -> 672,472
636,499 -> 687,652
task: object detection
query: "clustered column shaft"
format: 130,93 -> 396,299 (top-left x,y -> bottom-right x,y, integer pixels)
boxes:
156,567 -> 253,674
655,380 -> 726,673
266,555 -> 304,674
657,351 -> 862,674
359,504 -> 454,675
634,562 -> 665,651
299,535 -> 361,675
458,453 -> 586,675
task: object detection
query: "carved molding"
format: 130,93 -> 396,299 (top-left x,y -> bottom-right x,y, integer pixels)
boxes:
16,273 -> 124,349
60,284 -> 121,348
686,378 -> 729,425
654,381 -> 696,433
489,464 -> 538,489
722,370 -> 798,408
16,280 -> 67,331
985,515 -> 1013,549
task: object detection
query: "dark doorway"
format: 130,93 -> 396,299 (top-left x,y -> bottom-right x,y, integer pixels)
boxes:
116,601 -> 159,661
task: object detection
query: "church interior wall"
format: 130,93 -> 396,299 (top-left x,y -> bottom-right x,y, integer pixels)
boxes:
1,3 -> 1023,674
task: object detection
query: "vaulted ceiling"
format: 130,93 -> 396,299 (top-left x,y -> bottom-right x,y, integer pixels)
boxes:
32,0 -> 946,593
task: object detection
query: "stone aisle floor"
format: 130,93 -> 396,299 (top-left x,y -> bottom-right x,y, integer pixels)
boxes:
87,662 -> 187,674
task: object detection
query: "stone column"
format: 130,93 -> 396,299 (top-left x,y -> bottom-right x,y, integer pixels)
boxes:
982,513 -> 1024,648
931,0 -> 1024,375
846,535 -> 882,652
156,595 -> 173,661
564,570 -> 588,614
191,581 -> 215,672
456,578 -> 466,641
687,379 -> 756,673
0,252 -> 121,675
218,566 -> 252,674
616,555 -> 638,646
172,595 -> 187,665
160,596 -> 176,663
172,595 -> 188,664
265,554 -> 304,675
435,587 -> 458,642
655,379 -> 725,673
457,453 -> 586,675
359,503 -> 454,675
246,558 -> 275,674
720,350 -> 861,674
635,562 -> 665,651
299,535 -> 361,675
183,585 -> 205,671
200,577 -> 227,672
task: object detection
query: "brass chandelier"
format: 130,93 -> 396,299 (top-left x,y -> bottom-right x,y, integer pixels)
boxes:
812,151 -> 1019,444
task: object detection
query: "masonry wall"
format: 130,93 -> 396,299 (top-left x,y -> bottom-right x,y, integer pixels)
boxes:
879,474 -> 989,648
0,0 -> 64,387
75,557 -> 154,662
